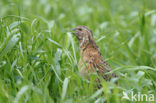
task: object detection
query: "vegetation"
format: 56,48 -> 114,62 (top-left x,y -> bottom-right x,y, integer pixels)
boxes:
0,0 -> 156,103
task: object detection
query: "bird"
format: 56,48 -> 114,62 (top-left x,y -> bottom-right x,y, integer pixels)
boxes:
72,26 -> 117,81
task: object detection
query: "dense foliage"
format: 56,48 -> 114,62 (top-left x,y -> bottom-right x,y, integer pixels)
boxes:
0,0 -> 156,103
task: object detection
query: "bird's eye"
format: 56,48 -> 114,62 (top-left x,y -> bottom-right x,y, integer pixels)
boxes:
78,28 -> 82,31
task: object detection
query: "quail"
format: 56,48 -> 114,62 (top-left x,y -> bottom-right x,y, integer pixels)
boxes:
72,26 -> 117,81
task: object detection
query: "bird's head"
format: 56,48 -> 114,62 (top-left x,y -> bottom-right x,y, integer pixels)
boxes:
72,26 -> 93,44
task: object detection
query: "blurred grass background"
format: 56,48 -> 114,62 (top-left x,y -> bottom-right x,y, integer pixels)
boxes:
0,0 -> 156,103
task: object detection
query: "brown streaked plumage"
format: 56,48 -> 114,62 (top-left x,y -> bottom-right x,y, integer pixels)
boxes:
72,26 -> 117,81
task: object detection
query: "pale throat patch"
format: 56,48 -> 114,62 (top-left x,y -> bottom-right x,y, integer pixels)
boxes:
80,35 -> 88,47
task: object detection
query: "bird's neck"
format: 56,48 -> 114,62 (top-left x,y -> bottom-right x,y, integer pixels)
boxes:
79,39 -> 98,52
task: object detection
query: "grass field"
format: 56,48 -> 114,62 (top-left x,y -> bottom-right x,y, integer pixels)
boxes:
0,0 -> 156,103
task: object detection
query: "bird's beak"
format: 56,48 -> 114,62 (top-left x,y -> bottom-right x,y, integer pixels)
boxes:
72,28 -> 77,35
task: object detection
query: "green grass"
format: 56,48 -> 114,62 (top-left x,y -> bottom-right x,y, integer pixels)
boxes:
0,0 -> 156,103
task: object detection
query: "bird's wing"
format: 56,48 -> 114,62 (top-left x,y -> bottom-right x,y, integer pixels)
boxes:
90,53 -> 117,79
87,55 -> 112,80
93,56 -> 111,71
